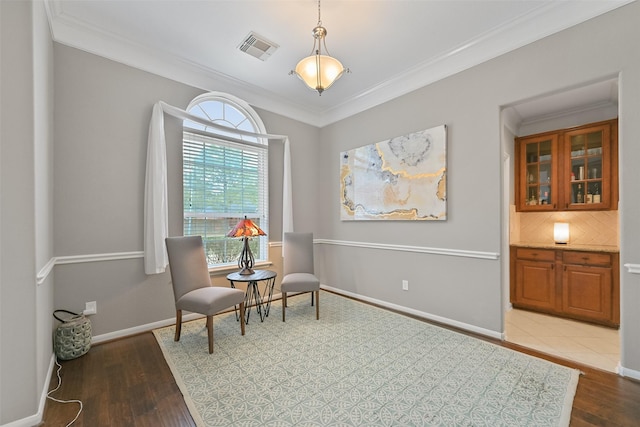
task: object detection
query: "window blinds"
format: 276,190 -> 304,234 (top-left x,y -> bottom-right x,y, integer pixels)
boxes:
182,131 -> 268,219
144,101 -> 292,275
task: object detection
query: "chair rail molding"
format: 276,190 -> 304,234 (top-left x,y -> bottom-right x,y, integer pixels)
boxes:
36,257 -> 57,285
35,241 -> 500,285
36,251 -> 145,284
54,251 -> 144,265
314,239 -> 500,260
623,263 -> 640,274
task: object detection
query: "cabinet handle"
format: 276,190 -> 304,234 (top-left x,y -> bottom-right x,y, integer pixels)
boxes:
563,266 -> 567,271
551,264 -> 555,270
553,204 -> 556,209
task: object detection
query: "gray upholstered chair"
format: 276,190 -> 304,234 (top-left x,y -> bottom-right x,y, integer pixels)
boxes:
281,232 -> 320,321
165,236 -> 245,353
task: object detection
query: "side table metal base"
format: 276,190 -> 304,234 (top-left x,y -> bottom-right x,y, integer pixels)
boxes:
227,270 -> 277,324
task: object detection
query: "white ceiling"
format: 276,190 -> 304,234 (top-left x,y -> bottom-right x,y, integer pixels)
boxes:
45,0 -> 632,127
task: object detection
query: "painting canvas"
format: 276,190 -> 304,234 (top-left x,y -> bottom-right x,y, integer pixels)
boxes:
340,125 -> 447,221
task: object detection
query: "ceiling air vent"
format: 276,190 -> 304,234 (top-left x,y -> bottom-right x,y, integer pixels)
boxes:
238,32 -> 279,61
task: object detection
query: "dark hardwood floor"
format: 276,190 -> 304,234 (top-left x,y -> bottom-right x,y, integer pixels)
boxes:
42,333 -> 196,427
42,304 -> 640,426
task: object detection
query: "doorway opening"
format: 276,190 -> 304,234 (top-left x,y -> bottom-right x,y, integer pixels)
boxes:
501,77 -> 620,373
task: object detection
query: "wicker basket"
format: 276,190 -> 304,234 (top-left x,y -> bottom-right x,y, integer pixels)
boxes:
53,310 -> 92,360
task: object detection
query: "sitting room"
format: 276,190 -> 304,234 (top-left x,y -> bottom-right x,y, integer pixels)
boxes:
2,1 -> 640,426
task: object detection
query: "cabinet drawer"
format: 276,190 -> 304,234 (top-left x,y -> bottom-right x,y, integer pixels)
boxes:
563,251 -> 611,266
515,248 -> 555,262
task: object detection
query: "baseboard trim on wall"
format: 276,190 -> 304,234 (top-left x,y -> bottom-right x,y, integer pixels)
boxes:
91,311 -> 202,345
68,286 -> 640,380
618,363 -> 640,380
6,355 -> 57,427
315,239 -> 500,260
321,285 -> 503,340
87,286 -> 502,344
3,410 -> 42,427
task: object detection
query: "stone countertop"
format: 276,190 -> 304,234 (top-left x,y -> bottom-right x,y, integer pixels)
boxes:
510,241 -> 619,253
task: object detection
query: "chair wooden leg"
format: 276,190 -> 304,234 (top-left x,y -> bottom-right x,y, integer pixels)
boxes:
207,315 -> 214,354
282,292 -> 287,322
311,291 -> 314,306
315,290 -> 319,320
239,302 -> 246,336
174,310 -> 182,341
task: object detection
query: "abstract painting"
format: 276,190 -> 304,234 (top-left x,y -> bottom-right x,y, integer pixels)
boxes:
340,125 -> 447,220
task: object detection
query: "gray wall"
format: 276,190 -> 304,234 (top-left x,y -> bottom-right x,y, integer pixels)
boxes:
317,1 -> 640,373
254,107 -> 322,238
52,44 -> 320,339
2,1 -> 640,425
0,0 -> 54,424
318,71 -> 503,332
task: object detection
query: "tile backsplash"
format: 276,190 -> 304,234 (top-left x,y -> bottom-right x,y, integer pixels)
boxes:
510,206 -> 619,247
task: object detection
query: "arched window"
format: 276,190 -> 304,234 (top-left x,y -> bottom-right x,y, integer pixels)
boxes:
183,92 -> 268,268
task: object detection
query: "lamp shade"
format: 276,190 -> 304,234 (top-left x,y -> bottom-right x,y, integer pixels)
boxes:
554,222 -> 570,244
294,54 -> 345,93
227,216 -> 266,275
227,216 -> 266,238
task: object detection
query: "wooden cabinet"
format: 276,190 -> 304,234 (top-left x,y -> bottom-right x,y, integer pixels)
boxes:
562,251 -> 615,324
513,248 -> 556,310
515,119 -> 618,212
510,246 -> 619,327
516,135 -> 559,210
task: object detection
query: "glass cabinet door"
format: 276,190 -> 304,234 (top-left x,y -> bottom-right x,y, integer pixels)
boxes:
564,124 -> 610,210
518,134 -> 557,211
516,119 -> 616,213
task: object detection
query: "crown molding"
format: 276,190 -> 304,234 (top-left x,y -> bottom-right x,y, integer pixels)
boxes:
44,0 -> 325,126
319,1 -> 633,126
46,0 -> 633,128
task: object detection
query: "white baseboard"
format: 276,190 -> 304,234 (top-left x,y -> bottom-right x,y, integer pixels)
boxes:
3,356 -> 56,427
618,363 -> 640,380
1,410 -> 42,427
89,286 -> 504,344
321,285 -> 503,340
26,287 -> 639,427
91,312 -> 204,344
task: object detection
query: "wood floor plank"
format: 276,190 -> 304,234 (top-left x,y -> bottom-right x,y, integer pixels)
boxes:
42,333 -> 196,427
41,303 -> 640,426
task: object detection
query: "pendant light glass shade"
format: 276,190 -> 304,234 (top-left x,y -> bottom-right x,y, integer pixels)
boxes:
294,53 -> 345,94
291,0 -> 347,95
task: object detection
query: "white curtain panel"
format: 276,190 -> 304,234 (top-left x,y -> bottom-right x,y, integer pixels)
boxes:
144,101 -> 293,275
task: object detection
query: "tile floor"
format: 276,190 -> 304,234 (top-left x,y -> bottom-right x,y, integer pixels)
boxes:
505,308 -> 619,373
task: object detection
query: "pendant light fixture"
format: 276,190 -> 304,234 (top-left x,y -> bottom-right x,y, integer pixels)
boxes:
290,0 -> 348,95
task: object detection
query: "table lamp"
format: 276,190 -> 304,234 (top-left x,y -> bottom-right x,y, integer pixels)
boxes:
227,216 -> 266,275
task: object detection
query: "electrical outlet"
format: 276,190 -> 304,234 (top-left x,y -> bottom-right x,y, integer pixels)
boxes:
402,280 -> 409,291
84,301 -> 97,315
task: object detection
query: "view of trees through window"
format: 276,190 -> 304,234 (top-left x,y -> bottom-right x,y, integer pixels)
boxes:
183,94 -> 268,267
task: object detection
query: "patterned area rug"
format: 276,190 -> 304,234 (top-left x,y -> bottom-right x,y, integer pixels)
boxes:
153,291 -> 579,426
